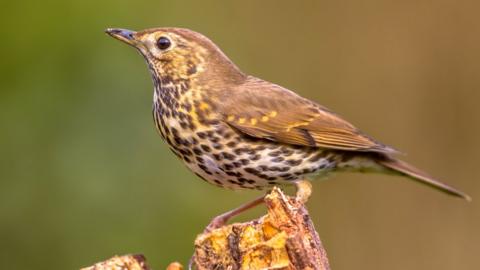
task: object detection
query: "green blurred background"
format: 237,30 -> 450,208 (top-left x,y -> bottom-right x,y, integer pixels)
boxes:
1,0 -> 479,269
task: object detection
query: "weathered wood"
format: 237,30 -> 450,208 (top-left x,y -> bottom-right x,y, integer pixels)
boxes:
81,187 -> 329,270
193,187 -> 330,269
82,255 -> 185,270
81,255 -> 152,270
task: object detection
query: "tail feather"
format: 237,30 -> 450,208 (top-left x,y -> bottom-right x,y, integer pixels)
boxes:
378,158 -> 471,201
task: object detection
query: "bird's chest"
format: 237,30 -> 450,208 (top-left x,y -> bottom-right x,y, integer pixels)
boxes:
152,97 -> 196,159
152,84 -> 219,166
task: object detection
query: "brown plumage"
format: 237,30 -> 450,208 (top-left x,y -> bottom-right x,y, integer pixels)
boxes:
106,27 -> 470,201
220,77 -> 394,153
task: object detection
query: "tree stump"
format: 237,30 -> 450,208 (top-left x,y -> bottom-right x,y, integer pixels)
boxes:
82,187 -> 330,270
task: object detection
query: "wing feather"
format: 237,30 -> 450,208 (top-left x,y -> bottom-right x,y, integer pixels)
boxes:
218,77 -> 394,153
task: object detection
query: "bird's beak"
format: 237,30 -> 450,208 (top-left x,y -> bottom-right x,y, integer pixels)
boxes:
105,28 -> 138,46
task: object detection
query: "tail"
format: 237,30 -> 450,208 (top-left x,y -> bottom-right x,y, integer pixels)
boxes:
378,158 -> 471,201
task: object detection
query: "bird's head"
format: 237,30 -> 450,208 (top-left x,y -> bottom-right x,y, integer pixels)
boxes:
106,27 -> 245,85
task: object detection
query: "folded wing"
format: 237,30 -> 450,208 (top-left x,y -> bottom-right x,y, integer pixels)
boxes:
219,77 -> 394,153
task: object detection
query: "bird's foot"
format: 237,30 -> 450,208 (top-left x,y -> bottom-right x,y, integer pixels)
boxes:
202,195 -> 265,233
204,215 -> 229,233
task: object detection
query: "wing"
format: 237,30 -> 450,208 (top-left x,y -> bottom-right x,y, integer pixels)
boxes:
218,77 -> 394,153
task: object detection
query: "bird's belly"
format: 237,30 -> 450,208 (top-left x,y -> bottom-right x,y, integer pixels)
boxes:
168,125 -> 338,190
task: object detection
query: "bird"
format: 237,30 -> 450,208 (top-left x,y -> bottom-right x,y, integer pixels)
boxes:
106,27 -> 470,230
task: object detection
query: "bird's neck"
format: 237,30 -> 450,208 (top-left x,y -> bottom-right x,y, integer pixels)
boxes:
151,73 -> 190,112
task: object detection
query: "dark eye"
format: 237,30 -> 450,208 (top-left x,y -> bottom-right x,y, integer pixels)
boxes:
156,36 -> 171,50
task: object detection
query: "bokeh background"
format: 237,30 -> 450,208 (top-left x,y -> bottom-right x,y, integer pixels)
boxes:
1,1 -> 479,269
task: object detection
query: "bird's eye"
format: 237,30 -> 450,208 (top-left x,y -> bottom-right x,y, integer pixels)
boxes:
156,36 -> 171,50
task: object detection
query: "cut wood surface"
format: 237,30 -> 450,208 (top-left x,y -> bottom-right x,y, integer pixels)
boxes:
82,187 -> 330,270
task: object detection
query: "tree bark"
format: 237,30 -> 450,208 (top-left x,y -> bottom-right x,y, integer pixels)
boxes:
82,187 -> 330,270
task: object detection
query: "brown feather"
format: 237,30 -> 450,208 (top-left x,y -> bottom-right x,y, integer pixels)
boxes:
219,76 -> 395,153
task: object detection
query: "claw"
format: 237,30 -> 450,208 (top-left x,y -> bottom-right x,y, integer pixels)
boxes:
204,215 -> 229,233
202,195 -> 265,232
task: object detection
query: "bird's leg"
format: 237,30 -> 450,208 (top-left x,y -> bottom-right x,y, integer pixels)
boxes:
204,195 -> 265,233
295,179 -> 312,204
203,180 -> 311,232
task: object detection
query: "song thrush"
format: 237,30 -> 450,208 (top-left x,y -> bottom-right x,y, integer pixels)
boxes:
106,27 -> 470,229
